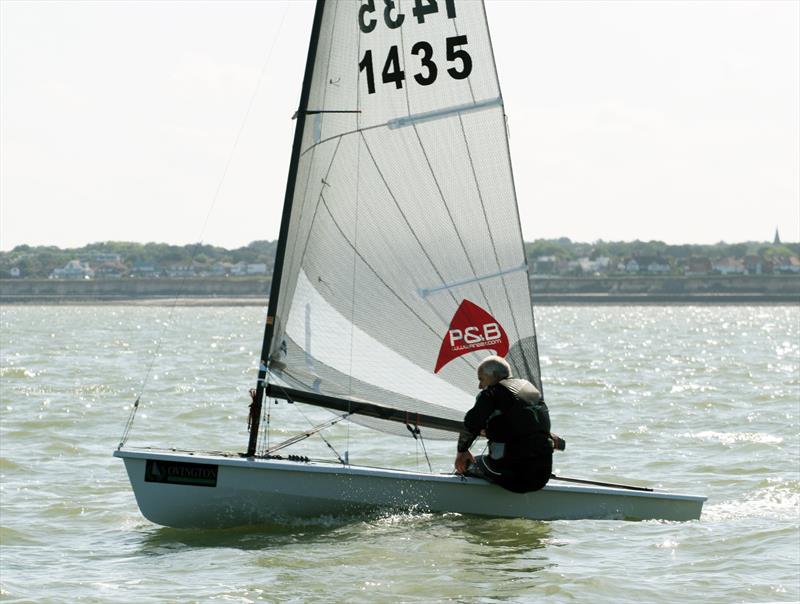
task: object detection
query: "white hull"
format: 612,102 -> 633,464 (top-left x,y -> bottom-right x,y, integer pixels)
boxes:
114,449 -> 705,528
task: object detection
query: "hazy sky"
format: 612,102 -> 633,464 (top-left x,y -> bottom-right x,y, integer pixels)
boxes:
1,0 -> 798,251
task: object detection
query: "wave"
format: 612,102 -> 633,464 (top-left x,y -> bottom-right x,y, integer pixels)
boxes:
682,431 -> 783,445
704,480 -> 800,521
0,366 -> 37,378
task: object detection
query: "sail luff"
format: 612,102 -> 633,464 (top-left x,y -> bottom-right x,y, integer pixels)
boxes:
480,2 -> 543,395
247,0 -> 328,457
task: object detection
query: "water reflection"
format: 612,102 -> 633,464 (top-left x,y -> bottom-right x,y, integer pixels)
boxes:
454,516 -> 551,549
137,516 -> 362,553
136,510 -> 553,570
445,516 -> 554,576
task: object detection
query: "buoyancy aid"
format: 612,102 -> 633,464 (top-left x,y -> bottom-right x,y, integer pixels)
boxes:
482,379 -> 552,461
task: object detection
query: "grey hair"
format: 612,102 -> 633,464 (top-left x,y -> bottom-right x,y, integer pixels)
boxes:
477,355 -> 512,380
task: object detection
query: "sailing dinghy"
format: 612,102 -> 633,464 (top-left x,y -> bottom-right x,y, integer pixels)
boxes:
115,0 -> 705,527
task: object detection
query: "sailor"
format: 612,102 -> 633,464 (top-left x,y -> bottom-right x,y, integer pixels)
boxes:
454,355 -> 554,493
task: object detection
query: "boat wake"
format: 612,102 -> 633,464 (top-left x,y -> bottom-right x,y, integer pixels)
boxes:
703,479 -> 799,521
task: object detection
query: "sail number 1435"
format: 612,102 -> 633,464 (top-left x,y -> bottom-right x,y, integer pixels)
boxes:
358,0 -> 473,95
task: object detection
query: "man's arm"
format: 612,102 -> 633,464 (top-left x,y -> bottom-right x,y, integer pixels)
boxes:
457,430 -> 477,453
454,391 -> 494,475
458,390 -> 493,453
455,423 -> 482,474
462,390 -> 494,439
454,449 -> 474,474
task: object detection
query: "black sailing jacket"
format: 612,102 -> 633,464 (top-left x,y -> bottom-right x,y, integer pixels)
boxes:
457,378 -> 552,460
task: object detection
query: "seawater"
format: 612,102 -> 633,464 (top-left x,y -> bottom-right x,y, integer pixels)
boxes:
1,304 -> 798,603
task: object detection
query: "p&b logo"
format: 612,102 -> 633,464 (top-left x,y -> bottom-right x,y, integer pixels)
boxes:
448,322 -> 503,347
434,299 -> 509,373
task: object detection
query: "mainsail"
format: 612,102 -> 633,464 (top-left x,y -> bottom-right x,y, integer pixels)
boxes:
250,0 -> 542,451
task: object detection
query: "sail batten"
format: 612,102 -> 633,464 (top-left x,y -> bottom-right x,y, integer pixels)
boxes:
388,97 -> 501,129
262,0 -> 543,441
418,262 -> 527,298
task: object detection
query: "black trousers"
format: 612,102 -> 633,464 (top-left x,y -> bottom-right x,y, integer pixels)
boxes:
466,454 -> 552,493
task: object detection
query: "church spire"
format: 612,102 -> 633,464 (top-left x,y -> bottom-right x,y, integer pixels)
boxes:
774,227 -> 781,245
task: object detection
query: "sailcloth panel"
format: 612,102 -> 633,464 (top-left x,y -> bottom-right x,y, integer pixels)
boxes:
269,0 -> 542,435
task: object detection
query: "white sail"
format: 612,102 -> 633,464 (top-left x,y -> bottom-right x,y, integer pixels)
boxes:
266,0 -> 542,436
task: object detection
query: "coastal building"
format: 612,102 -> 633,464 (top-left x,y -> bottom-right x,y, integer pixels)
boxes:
50,260 -> 93,279
165,265 -> 197,278
593,256 -> 611,272
684,257 -> 712,275
570,257 -> 610,275
131,262 -> 159,278
774,255 -> 800,274
94,261 -> 128,278
744,255 -> 767,275
635,256 -> 671,274
712,258 -> 746,275
532,256 -> 566,275
94,252 -> 122,264
624,259 -> 639,273
210,262 -> 233,276
231,262 -> 268,276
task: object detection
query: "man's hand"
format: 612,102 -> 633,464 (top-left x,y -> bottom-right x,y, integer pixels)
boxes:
454,450 -> 475,474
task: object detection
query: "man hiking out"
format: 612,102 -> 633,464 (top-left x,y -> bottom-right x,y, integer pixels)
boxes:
454,355 -> 555,493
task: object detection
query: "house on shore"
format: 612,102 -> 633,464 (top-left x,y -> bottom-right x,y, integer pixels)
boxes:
635,256 -> 671,274
684,257 -> 712,275
50,260 -> 93,279
131,262 -> 159,278
94,261 -> 128,278
165,265 -> 197,278
744,255 -> 772,275
774,256 -> 800,274
712,257 -> 746,275
231,262 -> 268,276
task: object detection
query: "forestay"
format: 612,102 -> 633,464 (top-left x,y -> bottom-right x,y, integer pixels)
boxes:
263,0 -> 542,439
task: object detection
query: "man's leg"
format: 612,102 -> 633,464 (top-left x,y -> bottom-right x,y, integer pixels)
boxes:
463,455 -> 503,484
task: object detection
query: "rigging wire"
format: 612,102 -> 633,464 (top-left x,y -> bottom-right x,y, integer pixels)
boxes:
259,396 -> 273,457
405,416 -> 433,473
266,397 -> 272,451
263,412 -> 351,457
116,3 -> 290,448
290,401 -> 347,464
117,397 -> 140,450
262,371 -> 348,464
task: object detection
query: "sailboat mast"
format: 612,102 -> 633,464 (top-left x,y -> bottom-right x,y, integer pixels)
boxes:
247,0 -> 327,457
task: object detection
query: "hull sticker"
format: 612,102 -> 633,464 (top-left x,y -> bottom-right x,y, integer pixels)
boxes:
145,459 -> 218,488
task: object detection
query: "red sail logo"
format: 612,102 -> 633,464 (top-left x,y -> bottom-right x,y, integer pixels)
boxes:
434,299 -> 509,373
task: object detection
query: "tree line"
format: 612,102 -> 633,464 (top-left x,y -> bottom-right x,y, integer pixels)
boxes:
0,241 -> 277,278
1,238 -> 797,279
523,238 -> 798,262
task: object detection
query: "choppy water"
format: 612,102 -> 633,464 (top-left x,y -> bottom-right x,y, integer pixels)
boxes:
1,304 -> 798,603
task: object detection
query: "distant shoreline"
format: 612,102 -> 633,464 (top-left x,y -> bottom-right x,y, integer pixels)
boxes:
1,276 -> 798,306
1,293 -> 797,306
